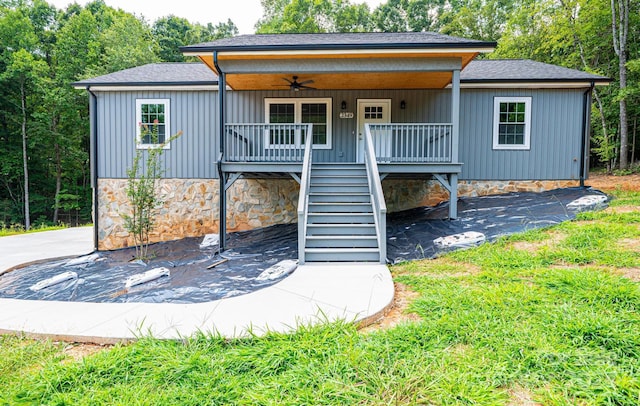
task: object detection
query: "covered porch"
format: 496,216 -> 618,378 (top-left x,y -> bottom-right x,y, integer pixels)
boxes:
180,32 -> 495,262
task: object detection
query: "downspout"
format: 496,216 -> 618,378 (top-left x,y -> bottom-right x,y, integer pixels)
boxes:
579,82 -> 594,187
213,51 -> 227,251
87,87 -> 99,251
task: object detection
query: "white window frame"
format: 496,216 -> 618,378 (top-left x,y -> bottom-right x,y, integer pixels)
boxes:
264,98 -> 332,150
136,98 -> 171,150
492,96 -> 532,150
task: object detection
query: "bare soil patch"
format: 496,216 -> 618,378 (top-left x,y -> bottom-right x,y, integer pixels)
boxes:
510,231 -> 567,253
619,267 -> 640,282
619,238 -> 640,253
62,343 -> 110,362
605,205 -> 640,214
586,173 -> 640,192
361,282 -> 421,332
507,386 -> 543,406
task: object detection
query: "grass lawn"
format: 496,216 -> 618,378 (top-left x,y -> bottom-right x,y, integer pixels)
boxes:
0,224 -> 70,237
1,191 -> 638,405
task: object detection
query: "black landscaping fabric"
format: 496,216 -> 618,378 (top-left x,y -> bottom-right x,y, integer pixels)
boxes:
0,187 -> 607,304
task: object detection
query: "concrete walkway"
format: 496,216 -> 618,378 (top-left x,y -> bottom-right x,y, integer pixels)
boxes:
0,227 -> 94,275
0,229 -> 394,343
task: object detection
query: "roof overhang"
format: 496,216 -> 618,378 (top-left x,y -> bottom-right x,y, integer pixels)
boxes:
185,46 -> 494,91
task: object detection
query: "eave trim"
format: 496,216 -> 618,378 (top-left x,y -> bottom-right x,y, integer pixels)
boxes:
74,84 -> 221,91
183,47 -> 495,58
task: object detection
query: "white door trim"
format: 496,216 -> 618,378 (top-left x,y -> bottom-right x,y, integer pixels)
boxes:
356,99 -> 391,163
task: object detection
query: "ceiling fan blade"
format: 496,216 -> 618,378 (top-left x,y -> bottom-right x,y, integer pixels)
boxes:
282,77 -> 294,85
298,85 -> 316,90
298,79 -> 314,85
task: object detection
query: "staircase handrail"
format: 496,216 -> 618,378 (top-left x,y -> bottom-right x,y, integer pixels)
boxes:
363,123 -> 387,264
297,124 -> 314,264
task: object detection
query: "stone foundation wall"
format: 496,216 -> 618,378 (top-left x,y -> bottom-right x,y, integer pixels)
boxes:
382,179 -> 580,213
97,178 -> 298,250
97,177 -> 578,250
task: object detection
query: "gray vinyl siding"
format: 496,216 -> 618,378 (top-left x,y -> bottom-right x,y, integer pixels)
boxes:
459,88 -> 584,180
95,87 -> 585,181
95,90 -> 217,178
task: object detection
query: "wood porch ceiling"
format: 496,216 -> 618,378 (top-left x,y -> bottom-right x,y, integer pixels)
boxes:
198,52 -> 477,90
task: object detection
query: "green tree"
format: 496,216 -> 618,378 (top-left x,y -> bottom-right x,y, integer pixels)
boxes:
153,15 -> 195,62
372,0 -> 445,32
123,126 -> 182,259
1,49 -> 49,229
153,16 -> 238,62
90,11 -> 159,76
256,0 -> 371,33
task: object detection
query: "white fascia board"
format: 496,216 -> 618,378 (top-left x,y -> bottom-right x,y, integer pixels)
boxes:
75,85 -> 227,91
457,81 -> 608,89
182,47 -> 495,58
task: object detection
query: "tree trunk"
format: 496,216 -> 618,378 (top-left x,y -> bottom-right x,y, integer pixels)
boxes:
53,141 -> 61,224
632,117 -> 637,165
20,81 -> 30,230
612,0 -> 630,169
573,29 -> 613,171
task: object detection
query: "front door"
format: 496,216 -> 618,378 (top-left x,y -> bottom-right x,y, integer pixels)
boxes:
356,99 -> 391,163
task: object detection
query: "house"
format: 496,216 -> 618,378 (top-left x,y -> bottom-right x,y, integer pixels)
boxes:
74,32 -> 609,263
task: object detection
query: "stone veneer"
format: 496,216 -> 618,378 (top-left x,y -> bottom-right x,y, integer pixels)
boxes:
382,179 -> 580,212
97,178 -> 298,250
97,177 -> 579,250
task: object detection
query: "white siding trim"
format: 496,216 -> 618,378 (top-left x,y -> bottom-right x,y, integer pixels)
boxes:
492,96 -> 532,151
135,98 -> 171,150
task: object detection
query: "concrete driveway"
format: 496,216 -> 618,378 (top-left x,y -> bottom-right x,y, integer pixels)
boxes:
0,227 -> 94,275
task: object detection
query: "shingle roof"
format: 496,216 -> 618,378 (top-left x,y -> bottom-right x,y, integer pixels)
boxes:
181,32 -> 495,52
73,63 -> 218,87
462,59 -> 610,83
74,60 -> 609,88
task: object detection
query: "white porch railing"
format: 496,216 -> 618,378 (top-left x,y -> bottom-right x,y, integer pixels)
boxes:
367,123 -> 453,163
225,123 -> 312,162
297,127 -> 313,265
364,124 -> 387,264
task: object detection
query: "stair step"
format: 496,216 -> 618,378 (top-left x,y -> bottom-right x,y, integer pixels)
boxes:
312,170 -> 367,177
312,164 -> 365,169
308,202 -> 373,213
306,235 -> 378,248
306,224 -> 376,236
307,213 -> 374,224
308,193 -> 371,203
310,184 -> 369,193
310,175 -> 368,185
304,248 -> 380,262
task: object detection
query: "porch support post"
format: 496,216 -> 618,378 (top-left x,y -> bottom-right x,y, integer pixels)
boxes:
451,69 -> 460,163
450,69 -> 460,219
448,173 -> 458,220
214,51 -> 227,251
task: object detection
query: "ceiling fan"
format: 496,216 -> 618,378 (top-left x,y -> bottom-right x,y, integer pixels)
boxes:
280,76 -> 315,91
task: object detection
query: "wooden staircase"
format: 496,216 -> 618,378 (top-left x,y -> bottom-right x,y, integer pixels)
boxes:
302,163 -> 381,262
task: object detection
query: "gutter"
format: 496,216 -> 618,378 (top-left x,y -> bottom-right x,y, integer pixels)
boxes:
580,82 -> 595,187
87,87 -> 99,251
73,81 -> 218,88
213,51 -> 227,251
460,78 -> 612,84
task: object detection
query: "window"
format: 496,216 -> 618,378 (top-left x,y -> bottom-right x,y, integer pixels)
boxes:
265,98 -> 332,149
364,106 -> 383,119
136,99 -> 170,149
493,97 -> 531,150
